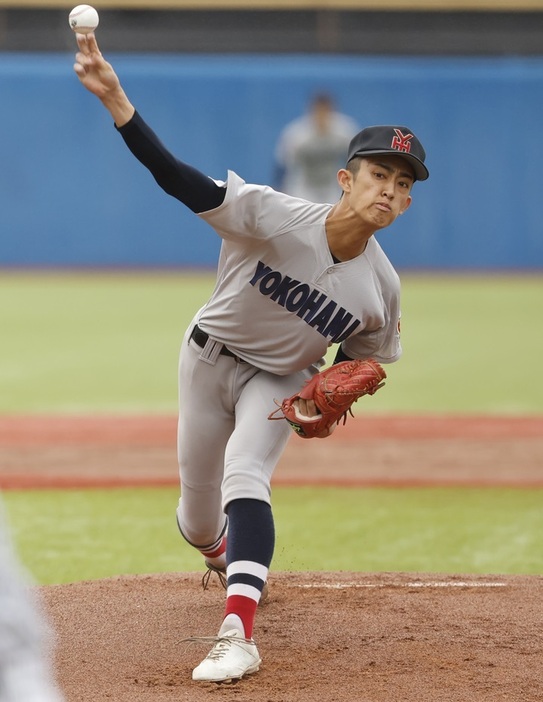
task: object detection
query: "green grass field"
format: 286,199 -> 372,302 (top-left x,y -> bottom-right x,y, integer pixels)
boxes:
0,271 -> 541,414
4,486 -> 542,585
1,271 -> 542,584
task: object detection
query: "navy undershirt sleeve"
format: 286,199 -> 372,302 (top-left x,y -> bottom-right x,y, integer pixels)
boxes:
116,111 -> 226,213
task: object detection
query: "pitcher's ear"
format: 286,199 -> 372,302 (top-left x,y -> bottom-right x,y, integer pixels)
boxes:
337,168 -> 352,193
399,196 -> 413,215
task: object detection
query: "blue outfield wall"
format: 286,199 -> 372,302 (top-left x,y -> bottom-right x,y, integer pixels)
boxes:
1,53 -> 543,269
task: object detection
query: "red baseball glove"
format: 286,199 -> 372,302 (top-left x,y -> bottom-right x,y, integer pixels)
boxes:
269,359 -> 386,439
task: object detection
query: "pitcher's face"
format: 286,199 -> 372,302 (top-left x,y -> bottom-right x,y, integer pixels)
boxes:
338,155 -> 414,230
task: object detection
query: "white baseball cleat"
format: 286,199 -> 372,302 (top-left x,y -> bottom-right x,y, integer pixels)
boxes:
191,629 -> 261,683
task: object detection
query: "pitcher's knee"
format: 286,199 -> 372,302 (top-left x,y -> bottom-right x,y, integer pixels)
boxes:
176,506 -> 227,549
221,473 -> 271,511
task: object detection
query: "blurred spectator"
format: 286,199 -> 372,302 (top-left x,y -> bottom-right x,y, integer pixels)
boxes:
0,502 -> 64,702
273,93 -> 359,203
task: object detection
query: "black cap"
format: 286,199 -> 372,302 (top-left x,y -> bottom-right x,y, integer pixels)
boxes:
347,125 -> 429,181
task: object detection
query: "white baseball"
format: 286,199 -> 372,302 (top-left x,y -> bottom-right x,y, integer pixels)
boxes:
69,5 -> 99,34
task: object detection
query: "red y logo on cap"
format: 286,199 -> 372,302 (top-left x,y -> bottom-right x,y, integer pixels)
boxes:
391,129 -> 413,154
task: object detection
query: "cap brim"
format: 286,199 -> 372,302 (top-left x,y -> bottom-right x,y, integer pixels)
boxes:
349,149 -> 429,181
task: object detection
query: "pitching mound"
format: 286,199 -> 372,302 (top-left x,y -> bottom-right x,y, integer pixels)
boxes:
42,571 -> 543,702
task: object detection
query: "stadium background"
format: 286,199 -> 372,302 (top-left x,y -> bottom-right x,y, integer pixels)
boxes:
1,1 -> 543,269
1,5 -> 542,700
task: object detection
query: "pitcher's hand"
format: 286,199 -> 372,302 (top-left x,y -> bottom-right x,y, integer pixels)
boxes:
74,32 -> 120,99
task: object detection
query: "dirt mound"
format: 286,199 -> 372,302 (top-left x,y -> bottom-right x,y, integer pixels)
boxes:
43,571 -> 543,702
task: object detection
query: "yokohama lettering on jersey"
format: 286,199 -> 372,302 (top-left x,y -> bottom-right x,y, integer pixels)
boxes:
197,171 -> 402,376
249,261 -> 360,343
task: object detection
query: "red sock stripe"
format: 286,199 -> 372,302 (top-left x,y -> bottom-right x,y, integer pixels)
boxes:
224,595 -> 258,639
200,536 -> 226,559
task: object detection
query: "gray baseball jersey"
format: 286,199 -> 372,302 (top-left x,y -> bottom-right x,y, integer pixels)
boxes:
196,170 -> 402,375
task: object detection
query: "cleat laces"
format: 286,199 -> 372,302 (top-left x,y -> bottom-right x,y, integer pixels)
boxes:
183,634 -> 254,655
201,565 -> 227,591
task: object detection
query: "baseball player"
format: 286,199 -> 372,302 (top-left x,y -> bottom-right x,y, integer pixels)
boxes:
73,33 -> 429,684
273,92 -> 359,203
0,502 -> 65,702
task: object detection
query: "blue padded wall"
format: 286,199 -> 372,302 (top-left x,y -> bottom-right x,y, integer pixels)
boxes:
1,54 -> 542,269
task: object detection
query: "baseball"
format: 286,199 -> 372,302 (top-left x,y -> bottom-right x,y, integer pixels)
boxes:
69,5 -> 99,34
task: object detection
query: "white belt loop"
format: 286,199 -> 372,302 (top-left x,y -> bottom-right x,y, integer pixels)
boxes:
199,337 -> 223,365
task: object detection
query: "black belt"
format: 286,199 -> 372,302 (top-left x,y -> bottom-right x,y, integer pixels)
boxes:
190,324 -> 243,360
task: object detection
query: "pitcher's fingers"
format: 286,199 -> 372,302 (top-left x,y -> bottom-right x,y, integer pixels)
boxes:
76,32 -> 91,54
85,32 -> 101,55
297,398 -> 318,417
73,62 -> 86,78
74,51 -> 88,66
74,51 -> 93,73
305,398 -> 319,416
